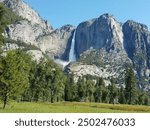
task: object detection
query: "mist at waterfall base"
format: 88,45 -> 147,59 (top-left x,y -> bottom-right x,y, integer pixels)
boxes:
55,30 -> 77,68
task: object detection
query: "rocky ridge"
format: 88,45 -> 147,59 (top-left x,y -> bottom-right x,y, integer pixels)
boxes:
3,0 -> 52,46
1,0 -> 75,61
3,0 -> 52,32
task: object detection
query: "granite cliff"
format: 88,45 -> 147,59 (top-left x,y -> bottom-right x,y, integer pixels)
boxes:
1,0 -> 150,90
67,13 -> 150,89
1,0 -> 75,61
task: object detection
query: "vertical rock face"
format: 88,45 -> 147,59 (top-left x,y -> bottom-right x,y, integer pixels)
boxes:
3,0 -> 53,46
75,14 -> 124,57
5,20 -> 38,45
123,20 -> 150,62
123,21 -> 150,87
37,25 -> 75,60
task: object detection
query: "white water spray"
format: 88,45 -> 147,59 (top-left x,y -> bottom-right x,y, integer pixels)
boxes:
55,30 -> 77,68
69,30 -> 76,62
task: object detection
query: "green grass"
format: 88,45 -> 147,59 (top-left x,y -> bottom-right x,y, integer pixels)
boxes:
0,102 -> 150,113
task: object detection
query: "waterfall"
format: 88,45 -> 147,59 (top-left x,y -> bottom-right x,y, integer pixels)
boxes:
55,30 -> 77,68
69,30 -> 76,62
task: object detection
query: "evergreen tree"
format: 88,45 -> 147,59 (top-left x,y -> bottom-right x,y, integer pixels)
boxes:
0,50 -> 32,109
26,59 -> 46,102
50,68 -> 65,102
125,68 -> 137,104
77,76 -> 86,101
86,79 -> 95,102
94,77 -> 104,103
138,92 -> 145,105
24,58 -> 66,103
138,91 -> 149,105
101,86 -> 110,103
65,74 -> 77,101
108,79 -> 118,104
118,86 -> 126,104
144,96 -> 149,106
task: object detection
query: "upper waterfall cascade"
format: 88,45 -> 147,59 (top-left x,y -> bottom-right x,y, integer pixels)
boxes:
69,30 -> 77,62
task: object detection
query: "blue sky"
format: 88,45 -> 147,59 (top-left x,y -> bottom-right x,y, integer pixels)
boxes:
24,0 -> 150,30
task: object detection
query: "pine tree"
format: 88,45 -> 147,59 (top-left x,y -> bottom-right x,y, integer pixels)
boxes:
94,78 -> 105,103
108,79 -> 118,104
86,79 -> 95,102
144,96 -> 149,106
25,59 -> 66,103
0,50 -> 32,109
125,68 -> 137,105
77,76 -> 86,101
101,86 -> 110,103
51,67 -> 66,102
118,86 -> 126,104
138,91 -> 149,105
65,74 -> 77,101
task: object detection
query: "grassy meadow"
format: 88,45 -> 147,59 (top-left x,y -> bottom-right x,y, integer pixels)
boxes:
0,102 -> 150,113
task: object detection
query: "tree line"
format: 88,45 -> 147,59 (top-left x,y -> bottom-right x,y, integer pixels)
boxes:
65,71 -> 149,105
0,50 -> 149,109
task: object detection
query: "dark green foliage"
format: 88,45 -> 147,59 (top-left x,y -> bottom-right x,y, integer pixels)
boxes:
101,86 -> 110,103
0,55 -> 149,107
23,59 -> 66,103
77,76 -> 86,101
0,49 -> 67,108
0,3 -> 22,25
76,76 -> 109,103
125,68 -> 138,104
138,91 -> 149,106
65,74 -> 78,101
144,97 -> 149,106
94,78 -> 104,102
108,79 -> 118,104
0,3 -> 22,46
73,74 -> 149,105
0,50 -> 32,109
85,77 -> 95,102
76,75 -> 95,102
118,86 -> 126,104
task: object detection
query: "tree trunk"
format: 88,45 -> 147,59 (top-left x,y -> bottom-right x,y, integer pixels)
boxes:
3,94 -> 8,109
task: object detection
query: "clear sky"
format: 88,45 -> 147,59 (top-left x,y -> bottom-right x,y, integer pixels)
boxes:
23,0 -> 150,30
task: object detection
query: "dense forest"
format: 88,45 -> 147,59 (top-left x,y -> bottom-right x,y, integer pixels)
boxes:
0,4 -> 149,109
